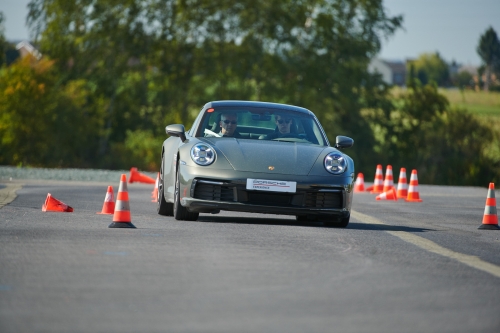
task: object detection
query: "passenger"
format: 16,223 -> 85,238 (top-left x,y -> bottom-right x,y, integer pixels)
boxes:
261,115 -> 295,140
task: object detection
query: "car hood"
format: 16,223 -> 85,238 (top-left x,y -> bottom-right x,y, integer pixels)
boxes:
201,138 -> 328,175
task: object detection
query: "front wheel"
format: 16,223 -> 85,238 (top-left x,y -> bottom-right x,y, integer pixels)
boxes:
173,162 -> 199,221
157,155 -> 173,216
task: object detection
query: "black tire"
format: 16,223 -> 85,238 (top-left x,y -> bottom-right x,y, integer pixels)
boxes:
157,155 -> 173,216
173,162 -> 199,221
323,213 -> 350,228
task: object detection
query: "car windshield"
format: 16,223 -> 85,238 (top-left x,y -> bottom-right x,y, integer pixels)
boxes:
195,107 -> 328,146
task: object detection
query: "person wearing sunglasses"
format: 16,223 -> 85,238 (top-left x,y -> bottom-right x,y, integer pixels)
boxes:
219,112 -> 242,137
260,115 -> 296,140
275,115 -> 293,135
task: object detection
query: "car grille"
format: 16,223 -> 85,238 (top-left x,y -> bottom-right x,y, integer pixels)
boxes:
305,192 -> 342,208
192,180 -> 343,209
193,182 -> 234,201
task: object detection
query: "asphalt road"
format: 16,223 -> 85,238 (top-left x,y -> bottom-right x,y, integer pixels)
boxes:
0,179 -> 499,333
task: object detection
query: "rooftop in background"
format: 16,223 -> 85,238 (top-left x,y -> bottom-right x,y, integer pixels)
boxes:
16,41 -> 42,60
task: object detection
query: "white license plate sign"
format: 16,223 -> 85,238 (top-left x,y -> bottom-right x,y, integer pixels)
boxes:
246,179 -> 297,193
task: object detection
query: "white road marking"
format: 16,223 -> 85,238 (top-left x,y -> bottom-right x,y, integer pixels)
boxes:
351,210 -> 500,278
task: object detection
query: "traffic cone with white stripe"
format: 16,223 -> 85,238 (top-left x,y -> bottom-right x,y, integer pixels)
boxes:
97,186 -> 115,214
405,169 -> 422,202
479,183 -> 499,230
396,167 -> 408,199
109,174 -> 136,228
370,164 -> 384,194
382,165 -> 395,193
376,187 -> 397,201
354,173 -> 365,192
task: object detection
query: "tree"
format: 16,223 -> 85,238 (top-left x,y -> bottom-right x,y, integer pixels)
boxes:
408,52 -> 450,86
362,80 -> 499,185
0,55 -> 102,167
477,27 -> 500,91
0,11 -> 7,66
25,0 -> 402,170
453,70 -> 474,90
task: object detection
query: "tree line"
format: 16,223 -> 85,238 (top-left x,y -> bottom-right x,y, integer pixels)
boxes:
0,0 -> 499,186
406,27 -> 500,90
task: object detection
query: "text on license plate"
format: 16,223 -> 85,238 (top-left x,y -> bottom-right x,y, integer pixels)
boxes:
246,179 -> 297,193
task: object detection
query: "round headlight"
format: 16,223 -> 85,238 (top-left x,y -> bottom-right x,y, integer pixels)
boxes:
191,144 -> 216,166
324,152 -> 347,174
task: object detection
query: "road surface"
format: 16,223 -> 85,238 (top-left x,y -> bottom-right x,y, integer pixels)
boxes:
1,179 -> 499,333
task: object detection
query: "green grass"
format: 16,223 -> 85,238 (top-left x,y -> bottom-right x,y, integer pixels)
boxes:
438,89 -> 500,117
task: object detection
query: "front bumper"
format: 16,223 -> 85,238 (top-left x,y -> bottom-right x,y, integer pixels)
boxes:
178,166 -> 354,217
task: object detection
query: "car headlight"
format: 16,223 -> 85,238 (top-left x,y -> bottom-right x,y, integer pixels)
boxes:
191,144 -> 216,166
324,152 -> 347,174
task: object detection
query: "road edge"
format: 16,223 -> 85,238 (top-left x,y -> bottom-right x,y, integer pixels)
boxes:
0,181 -> 24,208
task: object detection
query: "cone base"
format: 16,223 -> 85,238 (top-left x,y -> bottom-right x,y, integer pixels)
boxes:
97,212 -> 113,215
405,198 -> 423,202
478,224 -> 500,230
108,222 -> 136,228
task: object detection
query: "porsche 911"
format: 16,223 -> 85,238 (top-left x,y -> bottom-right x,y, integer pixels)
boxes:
157,100 -> 354,227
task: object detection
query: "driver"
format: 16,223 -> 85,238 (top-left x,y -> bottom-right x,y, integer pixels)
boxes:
219,112 -> 242,137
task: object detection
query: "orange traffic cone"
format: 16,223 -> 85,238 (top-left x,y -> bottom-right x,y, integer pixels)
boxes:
382,165 -> 395,193
109,174 -> 136,228
405,169 -> 422,202
97,186 -> 115,215
478,183 -> 499,230
42,193 -> 74,212
376,187 -> 397,201
396,167 -> 408,199
354,173 -> 365,192
151,172 -> 159,202
370,164 -> 384,194
129,167 -> 156,184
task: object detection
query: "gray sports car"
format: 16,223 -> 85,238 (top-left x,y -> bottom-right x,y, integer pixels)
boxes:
157,100 -> 355,227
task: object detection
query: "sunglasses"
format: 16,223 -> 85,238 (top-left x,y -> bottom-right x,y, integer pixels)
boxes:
222,120 -> 237,125
277,119 -> 292,124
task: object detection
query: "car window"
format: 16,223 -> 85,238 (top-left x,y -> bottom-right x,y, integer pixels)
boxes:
196,107 -> 328,146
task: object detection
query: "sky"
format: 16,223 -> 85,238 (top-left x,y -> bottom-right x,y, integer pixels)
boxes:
1,0 -> 499,67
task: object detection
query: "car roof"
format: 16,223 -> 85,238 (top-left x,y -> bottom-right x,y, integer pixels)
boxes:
203,100 -> 314,116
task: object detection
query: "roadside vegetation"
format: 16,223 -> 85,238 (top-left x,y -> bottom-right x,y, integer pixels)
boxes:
1,1 -> 499,186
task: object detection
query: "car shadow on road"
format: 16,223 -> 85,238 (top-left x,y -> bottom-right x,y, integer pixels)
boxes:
197,215 -> 324,228
347,222 -> 435,232
196,216 -> 434,232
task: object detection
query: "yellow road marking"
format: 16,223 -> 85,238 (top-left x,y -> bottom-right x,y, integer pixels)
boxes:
0,182 -> 24,208
351,210 -> 500,278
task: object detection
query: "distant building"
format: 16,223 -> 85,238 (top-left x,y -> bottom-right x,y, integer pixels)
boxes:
15,41 -> 42,60
368,58 -> 407,86
458,65 -> 477,77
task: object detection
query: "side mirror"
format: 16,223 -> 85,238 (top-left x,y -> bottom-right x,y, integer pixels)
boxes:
166,124 -> 187,142
334,135 -> 354,149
